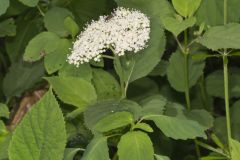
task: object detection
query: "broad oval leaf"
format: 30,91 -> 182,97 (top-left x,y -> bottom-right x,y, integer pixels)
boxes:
198,23 -> 240,50
0,0 -> 9,16
23,32 -> 61,62
8,91 -> 66,160
93,111 -> 133,133
18,0 -> 39,7
44,7 -> 74,37
167,51 -> 205,92
118,131 -> 154,160
81,136 -> 109,160
172,0 -> 202,17
46,76 -> 97,110
145,115 -> 207,140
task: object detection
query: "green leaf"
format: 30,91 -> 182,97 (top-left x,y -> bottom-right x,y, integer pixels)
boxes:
172,0 -> 202,17
149,60 -> 169,77
206,68 -> 240,98
92,69 -> 121,100
0,133 -> 11,160
139,95 -> 167,116
8,91 -> 66,160
84,100 -> 142,130
196,0 -> 240,26
167,51 -> 205,92
191,53 -> 220,60
64,148 -> 81,160
5,18 -> 42,63
94,111 -> 133,132
154,154 -> 171,160
145,115 -> 207,140
44,7 -> 74,37
231,139 -> 240,160
3,61 -> 45,98
64,17 -> 79,38
18,0 -> 39,7
133,123 -> 153,133
59,63 -> 93,82
163,16 -> 196,36
118,131 -> 154,160
46,76 -> 97,109
0,18 -> 16,37
115,0 -> 174,24
81,136 -> 109,160
23,32 -> 61,62
198,23 -> 240,50
184,109 -> 214,129
0,103 -> 9,119
0,0 -> 9,16
44,39 -> 72,74
115,18 -> 166,83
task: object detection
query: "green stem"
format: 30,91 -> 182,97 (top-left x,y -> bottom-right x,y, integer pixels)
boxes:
199,75 -> 209,110
223,55 -> 232,155
184,53 -> 191,110
115,56 -> 126,99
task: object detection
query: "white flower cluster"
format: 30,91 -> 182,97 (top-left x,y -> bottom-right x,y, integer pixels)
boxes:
67,7 -> 151,66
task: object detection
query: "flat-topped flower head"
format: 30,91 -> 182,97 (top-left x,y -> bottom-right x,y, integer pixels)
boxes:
67,7 -> 150,67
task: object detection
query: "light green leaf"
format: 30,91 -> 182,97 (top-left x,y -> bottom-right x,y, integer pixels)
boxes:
64,17 -> 79,38
172,0 -> 202,17
206,68 -> 240,98
0,0 -> 9,16
18,0 -> 39,7
139,95 -> 167,116
146,115 -> 207,140
8,91 -> 66,160
0,133 -> 11,160
231,139 -> 240,160
167,51 -> 205,92
118,131 -> 154,160
46,76 -> 97,109
198,23 -> 240,50
3,61 -> 45,98
44,7 -> 74,37
59,63 -> 93,81
0,103 -> 9,119
163,16 -> 196,36
133,123 -> 153,133
64,148 -> 81,160
84,100 -> 142,130
154,154 -> 170,160
44,39 -> 72,74
94,111 -> 133,132
23,32 -> 61,62
0,18 -> 16,37
92,69 -> 121,100
82,136 -> 109,160
5,18 -> 42,63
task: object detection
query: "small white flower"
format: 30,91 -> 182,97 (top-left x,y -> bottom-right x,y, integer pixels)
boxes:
67,7 -> 150,66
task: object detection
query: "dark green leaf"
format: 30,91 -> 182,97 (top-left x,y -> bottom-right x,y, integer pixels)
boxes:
0,18 -> 16,37
18,0 -> 39,7
0,0 -> 9,16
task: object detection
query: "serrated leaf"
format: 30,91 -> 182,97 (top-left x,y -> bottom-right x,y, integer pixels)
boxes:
145,115 -> 206,140
92,69 -> 121,100
0,18 -> 16,37
172,0 -> 202,17
3,61 -> 45,98
82,136 -> 109,160
46,76 -> 97,109
64,17 -> 79,38
0,0 -> 9,16
139,95 -> 167,116
198,23 -> 240,50
0,103 -> 9,118
163,16 -> 196,36
94,111 -> 133,132
24,32 -> 61,62
84,100 -> 142,130
206,68 -> 240,98
8,91 -> 66,160
59,63 -> 93,81
44,39 -> 72,74
167,51 -> 205,92
18,0 -> 39,7
133,123 -> 153,133
44,7 -> 74,37
118,131 -> 154,160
